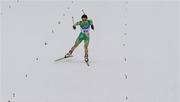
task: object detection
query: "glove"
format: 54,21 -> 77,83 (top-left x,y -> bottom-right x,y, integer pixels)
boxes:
91,25 -> 94,30
73,25 -> 76,30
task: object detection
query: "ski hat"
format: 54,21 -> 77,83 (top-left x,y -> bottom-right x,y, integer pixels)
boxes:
81,14 -> 88,19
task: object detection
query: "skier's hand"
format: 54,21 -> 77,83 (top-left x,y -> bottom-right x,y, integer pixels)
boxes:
91,25 -> 94,30
73,25 -> 76,30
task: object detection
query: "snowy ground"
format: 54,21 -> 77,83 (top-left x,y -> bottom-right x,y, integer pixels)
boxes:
0,0 -> 179,102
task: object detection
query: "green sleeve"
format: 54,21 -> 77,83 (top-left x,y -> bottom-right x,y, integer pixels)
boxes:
89,19 -> 93,25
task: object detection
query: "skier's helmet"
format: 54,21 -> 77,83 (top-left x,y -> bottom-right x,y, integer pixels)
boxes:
81,14 -> 88,19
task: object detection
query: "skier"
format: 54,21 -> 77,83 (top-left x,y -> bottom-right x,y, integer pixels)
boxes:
64,14 -> 94,63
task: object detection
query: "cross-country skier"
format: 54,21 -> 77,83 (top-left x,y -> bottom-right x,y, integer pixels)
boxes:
64,14 -> 94,63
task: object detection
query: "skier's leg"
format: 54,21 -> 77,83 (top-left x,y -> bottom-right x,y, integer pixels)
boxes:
84,43 -> 89,57
84,35 -> 89,62
68,33 -> 83,54
65,38 -> 82,58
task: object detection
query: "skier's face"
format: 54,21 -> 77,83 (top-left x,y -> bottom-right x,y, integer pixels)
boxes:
82,17 -> 87,22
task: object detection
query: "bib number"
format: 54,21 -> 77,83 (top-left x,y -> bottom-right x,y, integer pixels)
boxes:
81,29 -> 89,33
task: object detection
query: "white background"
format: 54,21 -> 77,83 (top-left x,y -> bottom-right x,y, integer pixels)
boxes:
0,0 -> 179,102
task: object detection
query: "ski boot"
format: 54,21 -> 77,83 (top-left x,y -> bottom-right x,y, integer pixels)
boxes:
64,52 -> 72,58
84,56 -> 89,62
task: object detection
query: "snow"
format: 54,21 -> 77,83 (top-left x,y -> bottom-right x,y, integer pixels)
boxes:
0,0 -> 179,102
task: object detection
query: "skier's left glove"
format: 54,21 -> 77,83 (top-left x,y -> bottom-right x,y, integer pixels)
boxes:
73,25 -> 76,30
91,25 -> 94,30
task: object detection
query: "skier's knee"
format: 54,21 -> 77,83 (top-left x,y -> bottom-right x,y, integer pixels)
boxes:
84,44 -> 88,48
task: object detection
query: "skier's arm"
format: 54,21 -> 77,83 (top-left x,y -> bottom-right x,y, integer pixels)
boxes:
73,21 -> 80,30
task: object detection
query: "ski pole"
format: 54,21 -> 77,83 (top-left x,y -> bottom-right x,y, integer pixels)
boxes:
72,16 -> 76,30
72,16 -> 75,25
82,9 -> 85,14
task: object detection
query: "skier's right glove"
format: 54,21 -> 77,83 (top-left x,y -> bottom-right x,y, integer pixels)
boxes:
91,25 -> 94,30
73,25 -> 76,30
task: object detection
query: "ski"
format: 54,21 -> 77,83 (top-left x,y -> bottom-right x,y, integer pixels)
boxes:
55,56 -> 90,66
54,56 -> 72,62
85,61 -> 90,66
